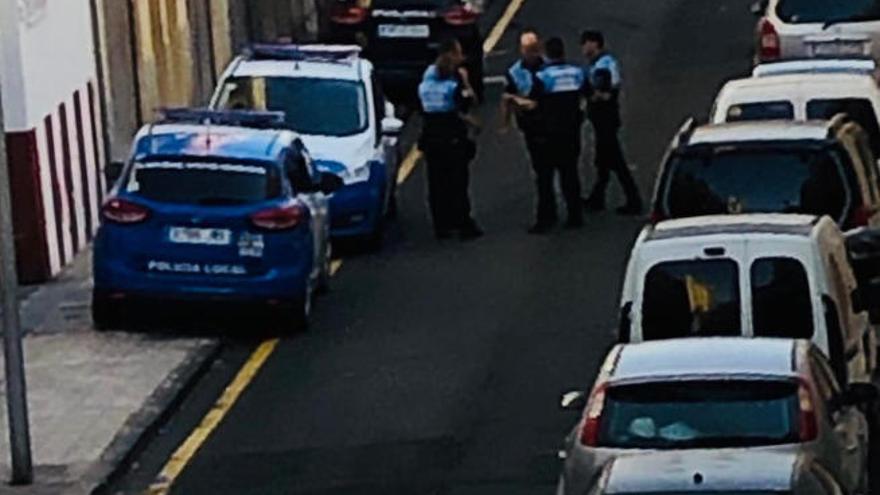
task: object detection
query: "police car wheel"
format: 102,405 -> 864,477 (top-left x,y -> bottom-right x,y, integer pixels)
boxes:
92,292 -> 125,332
279,290 -> 311,333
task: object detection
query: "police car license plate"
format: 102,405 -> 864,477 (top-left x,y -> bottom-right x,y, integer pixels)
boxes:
378,24 -> 430,39
168,227 -> 232,246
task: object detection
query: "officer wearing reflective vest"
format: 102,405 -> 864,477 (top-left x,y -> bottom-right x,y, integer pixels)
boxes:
417,38 -> 483,241
527,37 -> 588,233
581,30 -> 642,215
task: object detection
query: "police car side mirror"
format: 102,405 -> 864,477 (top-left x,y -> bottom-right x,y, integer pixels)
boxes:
382,117 -> 404,137
319,172 -> 344,195
105,161 -> 125,185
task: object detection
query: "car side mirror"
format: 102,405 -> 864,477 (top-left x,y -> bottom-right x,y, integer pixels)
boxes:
750,0 -> 767,15
319,172 -> 344,195
105,161 -> 125,184
835,383 -> 879,409
382,116 -> 404,137
560,390 -> 587,411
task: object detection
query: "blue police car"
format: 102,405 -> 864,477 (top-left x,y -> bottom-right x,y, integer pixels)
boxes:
92,109 -> 342,330
210,45 -> 404,246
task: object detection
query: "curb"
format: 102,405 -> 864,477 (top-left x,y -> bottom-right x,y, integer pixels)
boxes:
86,338 -> 223,495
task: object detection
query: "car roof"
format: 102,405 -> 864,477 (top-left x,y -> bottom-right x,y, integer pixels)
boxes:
720,72 -> 877,99
132,123 -> 293,163
645,214 -> 821,242
228,44 -> 367,82
689,120 -> 831,144
610,338 -> 799,382
604,451 -> 798,494
752,58 -> 877,78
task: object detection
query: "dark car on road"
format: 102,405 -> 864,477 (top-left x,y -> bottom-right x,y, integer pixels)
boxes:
322,0 -> 485,101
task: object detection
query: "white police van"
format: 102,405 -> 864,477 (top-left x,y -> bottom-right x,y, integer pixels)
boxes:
211,44 -> 404,246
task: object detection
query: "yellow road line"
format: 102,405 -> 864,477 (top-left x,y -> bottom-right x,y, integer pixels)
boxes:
396,147 -> 423,185
146,339 -> 280,495
483,0 -> 527,54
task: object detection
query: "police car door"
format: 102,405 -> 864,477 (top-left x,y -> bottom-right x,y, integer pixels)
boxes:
287,141 -> 328,280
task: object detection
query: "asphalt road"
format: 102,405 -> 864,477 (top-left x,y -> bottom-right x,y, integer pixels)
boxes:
105,1 -> 757,493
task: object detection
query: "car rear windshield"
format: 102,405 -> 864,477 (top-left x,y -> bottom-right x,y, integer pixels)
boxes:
807,98 -> 880,155
664,145 -> 850,224
642,259 -> 741,339
373,0 -> 456,7
599,380 -> 800,449
752,257 -> 814,339
125,159 -> 282,205
726,101 -> 795,122
777,0 -> 880,24
217,77 -> 368,137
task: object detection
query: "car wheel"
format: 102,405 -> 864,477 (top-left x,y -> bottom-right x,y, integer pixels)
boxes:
92,292 -> 125,331
386,177 -> 399,221
278,289 -> 312,333
316,244 -> 332,295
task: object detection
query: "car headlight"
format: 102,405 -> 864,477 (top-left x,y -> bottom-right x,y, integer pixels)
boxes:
342,162 -> 371,185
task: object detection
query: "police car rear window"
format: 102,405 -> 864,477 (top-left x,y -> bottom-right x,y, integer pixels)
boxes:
126,160 -> 282,205
218,77 -> 368,137
726,101 -> 794,122
777,0 -> 880,24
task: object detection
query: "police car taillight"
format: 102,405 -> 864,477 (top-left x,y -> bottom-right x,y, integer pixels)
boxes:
444,5 -> 479,25
330,5 -> 368,25
250,203 -> 307,231
102,198 -> 150,224
758,18 -> 780,61
797,378 -> 818,442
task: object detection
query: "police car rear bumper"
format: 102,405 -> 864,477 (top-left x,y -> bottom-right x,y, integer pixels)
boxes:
328,163 -> 386,238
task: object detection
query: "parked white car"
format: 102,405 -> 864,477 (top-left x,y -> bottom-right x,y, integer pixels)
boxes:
711,60 -> 880,156
618,214 -> 877,385
752,0 -> 880,63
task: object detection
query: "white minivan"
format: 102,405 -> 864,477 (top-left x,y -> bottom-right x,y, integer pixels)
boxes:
618,214 -> 877,385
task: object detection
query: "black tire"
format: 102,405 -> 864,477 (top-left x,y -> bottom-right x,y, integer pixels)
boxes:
92,292 -> 125,331
277,292 -> 311,334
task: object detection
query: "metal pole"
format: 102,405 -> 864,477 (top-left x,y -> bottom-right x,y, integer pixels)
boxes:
0,69 -> 34,486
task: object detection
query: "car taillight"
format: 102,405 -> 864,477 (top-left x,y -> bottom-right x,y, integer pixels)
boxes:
849,204 -> 872,228
444,5 -> 479,25
649,210 -> 666,224
758,18 -> 780,61
579,383 -> 609,447
102,198 -> 150,224
797,379 -> 818,442
250,203 -> 307,231
330,4 -> 368,25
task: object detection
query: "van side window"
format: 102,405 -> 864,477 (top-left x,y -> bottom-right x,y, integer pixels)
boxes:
641,259 -> 741,340
751,257 -> 813,339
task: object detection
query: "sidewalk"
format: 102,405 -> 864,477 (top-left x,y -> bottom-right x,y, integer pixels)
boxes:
0,251 -> 219,494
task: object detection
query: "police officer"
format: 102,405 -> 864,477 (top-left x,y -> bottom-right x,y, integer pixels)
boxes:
527,37 -> 587,233
417,38 -> 483,240
581,30 -> 642,215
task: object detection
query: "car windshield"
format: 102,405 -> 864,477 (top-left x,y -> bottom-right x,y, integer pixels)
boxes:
642,259 -> 741,339
599,380 -> 800,449
217,76 -> 368,137
125,159 -> 282,205
777,0 -> 880,24
752,257 -> 814,339
807,98 -> 880,156
726,101 -> 795,122
664,144 -> 850,224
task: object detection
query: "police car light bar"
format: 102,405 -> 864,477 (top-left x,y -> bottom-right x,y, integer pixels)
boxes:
246,44 -> 362,64
158,108 -> 288,129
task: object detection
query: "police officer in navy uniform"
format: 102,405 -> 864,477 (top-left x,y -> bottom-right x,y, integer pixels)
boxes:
581,30 -> 642,215
417,38 -> 483,240
527,37 -> 588,233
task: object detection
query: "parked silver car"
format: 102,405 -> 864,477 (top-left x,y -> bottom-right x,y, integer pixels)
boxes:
557,338 -> 877,495
582,450 -> 848,495
753,0 -> 880,63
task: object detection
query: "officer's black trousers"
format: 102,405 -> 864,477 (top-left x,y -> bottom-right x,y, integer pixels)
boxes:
424,142 -> 475,234
587,122 -> 641,207
527,135 -> 583,225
